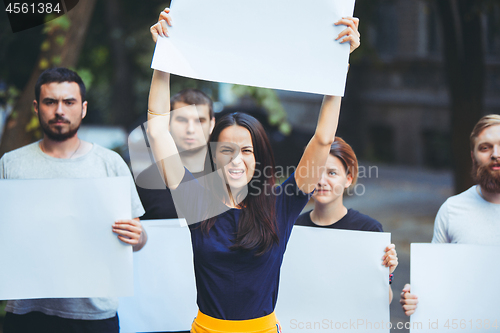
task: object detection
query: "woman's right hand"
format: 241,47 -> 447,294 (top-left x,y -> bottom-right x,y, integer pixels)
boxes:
150,8 -> 173,43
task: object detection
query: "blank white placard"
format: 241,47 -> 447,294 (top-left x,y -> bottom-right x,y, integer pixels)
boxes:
118,223 -> 390,332
276,226 -> 391,332
152,0 -> 356,96
118,219 -> 197,333
0,177 -> 133,300
411,243 -> 500,332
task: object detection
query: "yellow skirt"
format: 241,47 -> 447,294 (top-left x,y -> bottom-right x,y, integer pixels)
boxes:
191,310 -> 282,333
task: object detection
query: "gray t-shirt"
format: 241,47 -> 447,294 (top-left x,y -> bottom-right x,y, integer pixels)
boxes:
432,185 -> 500,245
0,141 -> 145,320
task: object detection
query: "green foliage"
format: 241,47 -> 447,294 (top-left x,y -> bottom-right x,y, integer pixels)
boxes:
40,40 -> 51,52
232,85 -> 291,135
39,57 -> 50,70
55,35 -> 66,47
89,46 -> 110,67
25,113 -> 39,132
76,0 -> 179,124
75,68 -> 94,91
0,300 -> 5,322
51,55 -> 62,65
0,86 -> 20,109
2,0 -> 389,132
43,14 -> 71,33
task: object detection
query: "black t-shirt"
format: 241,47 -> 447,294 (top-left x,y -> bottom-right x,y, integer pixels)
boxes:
295,208 -> 383,232
135,164 -> 204,220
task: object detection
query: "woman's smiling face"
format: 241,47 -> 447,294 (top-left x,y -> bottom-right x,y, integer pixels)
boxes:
215,125 -> 256,189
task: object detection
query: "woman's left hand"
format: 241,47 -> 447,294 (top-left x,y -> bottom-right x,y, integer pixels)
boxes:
382,243 -> 398,274
335,17 -> 360,54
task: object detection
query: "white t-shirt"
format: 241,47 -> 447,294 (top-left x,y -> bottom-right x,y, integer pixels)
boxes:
0,141 -> 145,320
432,186 -> 500,245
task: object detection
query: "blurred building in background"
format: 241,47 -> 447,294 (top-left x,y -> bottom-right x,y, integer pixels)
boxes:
276,0 -> 500,169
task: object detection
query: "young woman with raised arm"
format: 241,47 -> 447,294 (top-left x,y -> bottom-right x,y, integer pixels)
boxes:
146,8 -> 360,333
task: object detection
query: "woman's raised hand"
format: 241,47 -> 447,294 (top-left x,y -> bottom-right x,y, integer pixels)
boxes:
150,8 -> 173,43
334,17 -> 360,54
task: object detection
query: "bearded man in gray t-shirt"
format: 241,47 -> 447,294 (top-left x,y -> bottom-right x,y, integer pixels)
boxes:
399,114 -> 500,317
0,68 -> 146,333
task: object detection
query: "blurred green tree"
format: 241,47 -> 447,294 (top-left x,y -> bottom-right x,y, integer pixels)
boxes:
0,0 -> 495,197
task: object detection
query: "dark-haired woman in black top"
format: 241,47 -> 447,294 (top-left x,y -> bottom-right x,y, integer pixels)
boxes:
147,8 -> 361,333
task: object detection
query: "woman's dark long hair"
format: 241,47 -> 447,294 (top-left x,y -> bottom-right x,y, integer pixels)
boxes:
203,112 -> 278,255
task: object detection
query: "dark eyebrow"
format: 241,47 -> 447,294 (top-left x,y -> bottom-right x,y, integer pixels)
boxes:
42,98 -> 57,103
42,97 -> 77,103
242,145 -> 253,150
478,142 -> 492,147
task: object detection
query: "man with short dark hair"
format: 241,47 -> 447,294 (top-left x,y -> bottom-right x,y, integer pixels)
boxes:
0,67 -> 146,333
400,114 -> 500,316
135,88 -> 215,219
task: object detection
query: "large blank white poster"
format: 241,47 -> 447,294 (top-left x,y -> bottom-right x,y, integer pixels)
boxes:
0,177 -> 133,300
152,0 -> 356,96
118,220 -> 197,333
276,226 -> 391,332
411,243 -> 500,332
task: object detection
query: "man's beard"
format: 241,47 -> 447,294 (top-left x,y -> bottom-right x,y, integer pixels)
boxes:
39,114 -> 81,142
472,158 -> 500,193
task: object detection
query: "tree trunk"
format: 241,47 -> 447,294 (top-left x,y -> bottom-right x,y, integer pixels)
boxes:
105,0 -> 136,128
435,0 -> 485,194
0,0 -> 97,157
